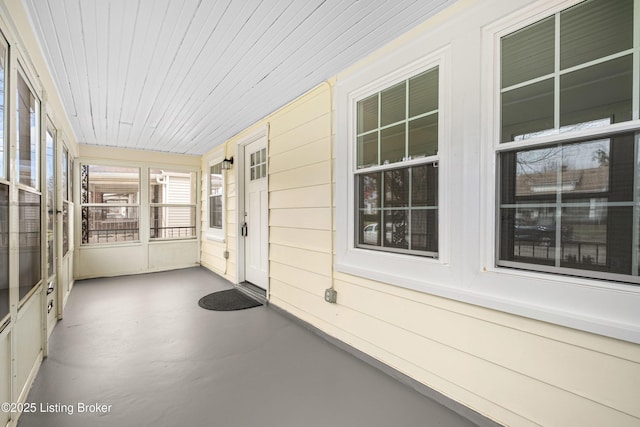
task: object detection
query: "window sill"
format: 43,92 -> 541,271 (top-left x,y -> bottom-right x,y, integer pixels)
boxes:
204,232 -> 225,243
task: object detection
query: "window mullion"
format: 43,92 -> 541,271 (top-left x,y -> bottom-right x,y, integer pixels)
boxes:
377,92 -> 381,166
555,145 -> 563,268
381,170 -> 385,248
633,133 -> 640,275
634,0 -> 640,120
553,12 -> 560,130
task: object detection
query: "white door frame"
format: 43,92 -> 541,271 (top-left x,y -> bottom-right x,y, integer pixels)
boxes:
235,125 -> 269,295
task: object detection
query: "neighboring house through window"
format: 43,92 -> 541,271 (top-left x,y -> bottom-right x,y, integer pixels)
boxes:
149,169 -> 196,239
81,165 -> 140,244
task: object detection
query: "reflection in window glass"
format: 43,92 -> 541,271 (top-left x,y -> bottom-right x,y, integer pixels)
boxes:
19,190 -> 41,301
46,127 -> 55,278
356,66 -> 439,257
357,164 -> 438,255
17,72 -> 39,189
499,134 -> 636,279
0,184 -> 8,320
149,169 -> 196,239
81,165 -> 139,244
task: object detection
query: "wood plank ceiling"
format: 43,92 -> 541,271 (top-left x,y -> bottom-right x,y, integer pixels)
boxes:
24,0 -> 457,155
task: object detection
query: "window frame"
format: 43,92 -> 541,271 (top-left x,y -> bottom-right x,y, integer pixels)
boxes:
335,45 -> 451,293
16,64 -> 40,191
205,153 -> 225,242
354,66 -> 440,258
479,0 -> 640,343
0,33 -> 7,182
492,0 -> 640,284
148,168 -> 197,241
80,163 -> 141,246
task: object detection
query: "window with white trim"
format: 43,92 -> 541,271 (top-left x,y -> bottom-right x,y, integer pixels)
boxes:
355,66 -> 439,257
206,162 -> 224,240
149,169 -> 196,239
81,165 -> 140,244
497,0 -> 639,284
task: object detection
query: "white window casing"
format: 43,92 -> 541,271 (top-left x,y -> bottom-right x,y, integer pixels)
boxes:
205,152 -> 225,242
335,0 -> 640,344
335,44 -> 453,294
479,0 -> 640,343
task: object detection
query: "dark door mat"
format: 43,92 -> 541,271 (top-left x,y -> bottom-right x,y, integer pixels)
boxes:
198,288 -> 263,311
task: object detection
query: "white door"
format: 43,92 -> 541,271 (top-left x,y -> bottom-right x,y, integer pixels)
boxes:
45,123 -> 57,334
243,139 -> 268,289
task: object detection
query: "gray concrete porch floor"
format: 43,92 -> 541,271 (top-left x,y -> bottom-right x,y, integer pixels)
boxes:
18,267 -> 481,427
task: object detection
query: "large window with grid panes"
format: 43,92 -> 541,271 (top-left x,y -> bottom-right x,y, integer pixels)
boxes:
354,66 -> 439,257
149,169 -> 196,239
81,165 -> 140,244
496,0 -> 639,284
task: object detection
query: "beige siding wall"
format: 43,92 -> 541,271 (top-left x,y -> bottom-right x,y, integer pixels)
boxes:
203,84 -> 640,427
199,2 -> 640,426
201,144 -> 236,282
269,84 -> 333,306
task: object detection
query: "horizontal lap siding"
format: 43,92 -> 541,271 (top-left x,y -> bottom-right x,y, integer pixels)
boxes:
262,82 -> 640,426
268,85 -> 333,315
200,147 -> 235,282
333,274 -> 640,426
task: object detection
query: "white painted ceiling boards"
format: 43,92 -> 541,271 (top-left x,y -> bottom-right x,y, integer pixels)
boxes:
24,0 -> 457,155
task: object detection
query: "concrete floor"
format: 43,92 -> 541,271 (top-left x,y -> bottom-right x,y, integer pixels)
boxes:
19,267 -> 480,427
